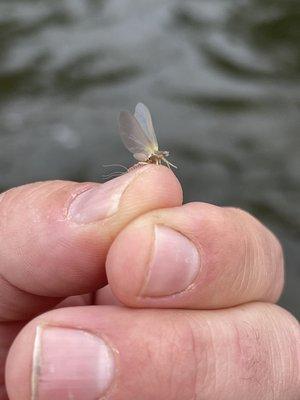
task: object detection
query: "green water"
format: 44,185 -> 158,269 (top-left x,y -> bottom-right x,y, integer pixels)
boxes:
0,0 -> 299,316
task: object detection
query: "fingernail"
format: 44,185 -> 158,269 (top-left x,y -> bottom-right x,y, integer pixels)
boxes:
32,326 -> 115,400
142,226 -> 200,297
68,170 -> 139,223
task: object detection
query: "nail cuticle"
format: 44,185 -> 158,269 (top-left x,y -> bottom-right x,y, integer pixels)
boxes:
63,183 -> 97,218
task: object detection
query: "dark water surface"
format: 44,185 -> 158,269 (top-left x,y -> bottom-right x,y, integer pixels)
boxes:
0,0 -> 299,316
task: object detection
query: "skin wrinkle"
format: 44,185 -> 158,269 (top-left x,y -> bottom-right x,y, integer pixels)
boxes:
2,189 -> 50,234
145,342 -> 160,395
0,187 -> 21,228
251,230 -> 265,298
8,229 -> 42,267
284,309 -> 300,399
11,181 -> 64,208
266,310 -> 287,399
235,212 -> 255,300
182,315 -> 201,400
230,230 -> 249,302
189,314 -> 219,398
44,233 -> 102,283
29,236 -> 101,298
267,308 -> 297,399
228,207 -> 271,303
234,319 -> 270,398
0,181 -> 49,227
270,316 -> 283,399
206,209 -> 240,304
134,325 -> 164,397
199,207 -> 242,305
257,226 -> 282,302
0,185 -> 76,286
291,324 -> 300,395
291,331 -> 300,399
235,207 -> 283,303
160,315 -> 202,400
28,182 -> 73,204
217,321 -> 233,396
170,318 -> 191,399
268,236 -> 284,301
0,271 -> 60,322
3,182 -> 43,200
3,236 -> 52,296
167,343 -> 177,398
188,308 -> 294,400
216,321 -> 232,395
203,317 -> 218,397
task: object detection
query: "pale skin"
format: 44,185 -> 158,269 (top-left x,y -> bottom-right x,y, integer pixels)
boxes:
0,165 -> 299,400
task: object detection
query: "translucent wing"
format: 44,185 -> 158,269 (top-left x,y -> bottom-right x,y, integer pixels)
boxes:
134,103 -> 158,150
118,111 -> 155,157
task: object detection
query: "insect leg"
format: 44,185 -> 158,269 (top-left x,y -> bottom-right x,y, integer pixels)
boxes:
102,164 -> 128,170
163,158 -> 177,169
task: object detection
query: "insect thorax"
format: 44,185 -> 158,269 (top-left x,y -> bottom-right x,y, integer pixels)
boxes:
147,150 -> 169,164
133,150 -> 170,165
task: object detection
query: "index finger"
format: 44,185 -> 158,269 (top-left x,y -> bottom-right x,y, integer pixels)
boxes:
0,166 -> 182,321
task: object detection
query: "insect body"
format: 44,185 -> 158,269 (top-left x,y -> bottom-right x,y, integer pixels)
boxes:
118,103 -> 177,169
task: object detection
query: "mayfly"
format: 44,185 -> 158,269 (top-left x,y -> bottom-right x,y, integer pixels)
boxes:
118,103 -> 177,169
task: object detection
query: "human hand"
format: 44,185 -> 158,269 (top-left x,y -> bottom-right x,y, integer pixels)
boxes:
1,166 -> 299,400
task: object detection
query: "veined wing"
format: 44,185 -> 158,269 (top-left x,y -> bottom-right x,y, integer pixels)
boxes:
134,103 -> 158,150
118,110 -> 155,157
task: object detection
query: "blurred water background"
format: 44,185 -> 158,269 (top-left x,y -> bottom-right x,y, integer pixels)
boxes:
0,0 -> 299,317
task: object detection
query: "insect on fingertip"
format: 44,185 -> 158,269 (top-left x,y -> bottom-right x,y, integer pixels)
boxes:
117,102 -> 177,170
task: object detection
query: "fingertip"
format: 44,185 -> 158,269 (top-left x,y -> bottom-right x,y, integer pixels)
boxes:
118,165 -> 183,218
